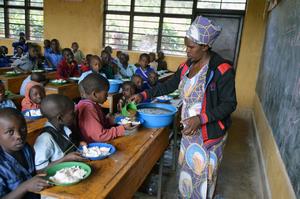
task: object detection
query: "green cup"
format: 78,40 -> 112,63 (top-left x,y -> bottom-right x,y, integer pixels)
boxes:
121,102 -> 137,117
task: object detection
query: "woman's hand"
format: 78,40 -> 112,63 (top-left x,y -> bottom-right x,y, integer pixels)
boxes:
129,94 -> 143,104
181,116 -> 202,136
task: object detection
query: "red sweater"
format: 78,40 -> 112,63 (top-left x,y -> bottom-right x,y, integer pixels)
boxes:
76,99 -> 125,143
56,59 -> 80,79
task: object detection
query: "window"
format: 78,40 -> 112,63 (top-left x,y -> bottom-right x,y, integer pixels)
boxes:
104,0 -> 246,55
0,0 -> 43,40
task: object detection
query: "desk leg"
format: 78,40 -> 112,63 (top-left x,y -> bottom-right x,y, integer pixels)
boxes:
157,156 -> 164,199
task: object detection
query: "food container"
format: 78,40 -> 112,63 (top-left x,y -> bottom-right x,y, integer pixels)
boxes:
108,79 -> 123,93
121,102 -> 137,117
137,103 -> 177,128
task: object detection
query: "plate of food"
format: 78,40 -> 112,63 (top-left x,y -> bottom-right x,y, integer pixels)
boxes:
5,71 -> 21,77
45,162 -> 91,186
44,67 -> 56,71
168,89 -> 180,98
78,143 -> 116,161
156,95 -> 173,103
50,79 -> 67,85
22,109 -> 43,120
32,69 -> 45,73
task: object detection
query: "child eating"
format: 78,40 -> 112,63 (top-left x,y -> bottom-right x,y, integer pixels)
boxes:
71,42 -> 85,64
0,108 -> 50,198
34,94 -> 86,170
135,53 -> 155,83
56,48 -> 80,80
117,81 -> 136,112
21,84 -> 45,111
77,73 -> 132,143
131,74 -> 144,93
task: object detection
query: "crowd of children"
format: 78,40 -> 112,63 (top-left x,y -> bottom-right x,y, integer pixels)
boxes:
0,36 -> 173,197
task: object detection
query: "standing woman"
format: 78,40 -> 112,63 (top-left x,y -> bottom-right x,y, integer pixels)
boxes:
131,16 -> 237,198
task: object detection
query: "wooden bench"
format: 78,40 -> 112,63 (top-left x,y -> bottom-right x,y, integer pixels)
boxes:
26,118 -> 47,146
45,82 -> 80,100
0,67 -> 13,75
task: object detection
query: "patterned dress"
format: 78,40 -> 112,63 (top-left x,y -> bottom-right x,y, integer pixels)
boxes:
177,64 -> 227,199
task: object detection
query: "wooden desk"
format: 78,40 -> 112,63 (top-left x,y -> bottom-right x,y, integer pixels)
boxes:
0,74 -> 28,94
0,67 -> 13,75
45,83 -> 80,100
27,117 -> 47,146
41,127 -> 169,199
158,72 -> 174,82
45,71 -> 56,80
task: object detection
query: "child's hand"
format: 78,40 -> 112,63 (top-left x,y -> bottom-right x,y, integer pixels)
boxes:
106,113 -> 115,125
117,98 -> 126,113
22,174 -> 51,193
63,152 -> 87,162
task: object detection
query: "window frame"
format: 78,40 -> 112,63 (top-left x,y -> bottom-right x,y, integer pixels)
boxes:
0,0 -> 43,41
103,0 -> 247,55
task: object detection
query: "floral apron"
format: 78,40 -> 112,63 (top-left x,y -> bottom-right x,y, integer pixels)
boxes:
177,64 -> 227,199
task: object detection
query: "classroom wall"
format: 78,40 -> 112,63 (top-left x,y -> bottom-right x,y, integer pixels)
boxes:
44,0 -> 104,55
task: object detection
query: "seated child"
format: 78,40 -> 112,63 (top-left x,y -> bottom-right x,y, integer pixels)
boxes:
0,80 -> 17,109
78,55 -> 104,84
43,39 -> 51,56
131,74 -> 144,93
118,52 -> 137,78
0,108 -> 50,199
148,70 -> 158,88
156,51 -> 168,71
79,54 -> 92,73
117,81 -> 136,112
44,39 -> 63,69
21,84 -> 45,111
34,94 -> 86,170
11,43 -> 40,73
149,52 -> 158,71
12,46 -> 24,59
135,53 -> 155,83
77,73 -> 132,143
20,72 -> 46,96
71,42 -> 85,64
56,48 -> 80,79
100,50 -> 119,79
0,46 -> 10,67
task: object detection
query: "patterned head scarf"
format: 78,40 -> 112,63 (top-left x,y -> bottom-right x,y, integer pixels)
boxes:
186,16 -> 222,47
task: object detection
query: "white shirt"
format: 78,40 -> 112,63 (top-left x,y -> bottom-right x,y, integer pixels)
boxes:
34,122 -> 73,170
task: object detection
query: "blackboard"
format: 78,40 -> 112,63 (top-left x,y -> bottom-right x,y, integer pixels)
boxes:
256,0 -> 300,197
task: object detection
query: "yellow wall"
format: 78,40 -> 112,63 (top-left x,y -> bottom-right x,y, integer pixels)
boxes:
44,0 -> 104,55
235,0 -> 268,109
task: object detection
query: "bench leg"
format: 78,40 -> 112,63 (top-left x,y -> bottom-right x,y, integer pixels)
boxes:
157,156 -> 164,199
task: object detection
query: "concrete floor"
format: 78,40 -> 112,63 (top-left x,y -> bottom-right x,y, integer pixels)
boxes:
135,110 -> 266,199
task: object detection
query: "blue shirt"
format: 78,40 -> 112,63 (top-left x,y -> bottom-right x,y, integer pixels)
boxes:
0,56 -> 10,67
135,66 -> 154,82
44,50 -> 63,69
0,99 -> 16,109
0,143 -> 38,198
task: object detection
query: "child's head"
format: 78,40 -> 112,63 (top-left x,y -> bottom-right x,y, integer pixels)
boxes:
122,81 -> 136,99
19,36 -> 26,44
31,73 -> 46,83
80,73 -> 109,104
104,46 -> 113,54
16,46 -> 24,56
148,71 -> 158,87
71,42 -> 79,52
158,51 -> 165,60
41,94 -> 75,127
0,108 -> 27,153
139,53 -> 150,69
62,48 -> 74,64
116,50 -> 122,59
149,52 -> 156,62
0,80 -> 6,102
50,39 -> 60,52
0,46 -> 8,55
89,55 -> 102,73
44,39 -> 50,48
29,85 -> 45,105
28,44 -> 39,58
101,50 -> 111,65
131,74 -> 143,90
119,53 -> 129,66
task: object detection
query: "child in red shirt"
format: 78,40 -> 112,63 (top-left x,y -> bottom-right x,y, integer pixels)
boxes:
77,73 -> 132,143
56,48 -> 80,79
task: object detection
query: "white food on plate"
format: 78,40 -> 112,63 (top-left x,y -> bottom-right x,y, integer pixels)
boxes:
118,117 -> 140,125
157,95 -> 172,100
52,79 -> 67,84
82,145 -> 111,157
49,166 -> 87,184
